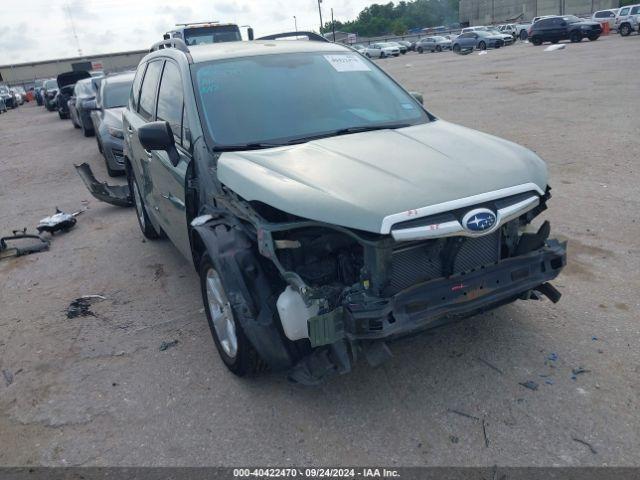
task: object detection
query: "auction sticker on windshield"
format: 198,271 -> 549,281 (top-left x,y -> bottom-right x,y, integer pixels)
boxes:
324,54 -> 371,72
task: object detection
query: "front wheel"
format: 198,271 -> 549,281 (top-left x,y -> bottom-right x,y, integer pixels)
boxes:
619,24 -> 631,36
453,44 -> 461,52
128,169 -> 161,239
520,30 -> 528,40
531,36 -> 543,46
380,51 -> 386,58
478,41 -> 486,50
570,31 -> 582,42
199,254 -> 261,376
436,45 -> 442,52
588,35 -> 599,41
417,47 -> 423,53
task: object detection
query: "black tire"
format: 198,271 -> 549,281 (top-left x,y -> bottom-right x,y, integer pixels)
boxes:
588,35 -> 599,41
58,110 -> 66,119
199,253 -> 261,376
478,41 -> 486,50
417,47 -> 423,53
551,39 -> 559,44
366,52 -> 371,58
436,45 -> 442,52
82,122 -> 94,137
453,44 -> 461,52
619,24 -> 631,36
128,169 -> 161,239
105,157 -> 120,177
531,36 -> 543,46
520,30 -> 528,41
570,31 -> 582,42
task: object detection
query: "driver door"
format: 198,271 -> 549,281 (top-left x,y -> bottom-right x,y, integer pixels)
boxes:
148,60 -> 192,260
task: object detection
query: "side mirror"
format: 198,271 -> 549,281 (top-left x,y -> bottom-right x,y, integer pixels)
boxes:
247,27 -> 254,40
138,121 -> 180,166
410,92 -> 424,105
82,98 -> 97,110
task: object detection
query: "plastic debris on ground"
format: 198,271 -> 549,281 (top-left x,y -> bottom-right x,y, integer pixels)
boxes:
0,229 -> 49,260
547,352 -> 558,361
572,367 -> 591,376
478,51 -> 488,55
37,208 -> 83,234
159,340 -> 179,351
519,380 -> 539,391
2,369 -> 13,387
66,295 -> 106,319
544,44 -> 566,52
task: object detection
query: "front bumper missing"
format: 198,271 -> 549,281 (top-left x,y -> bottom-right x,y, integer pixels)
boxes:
308,240 -> 567,347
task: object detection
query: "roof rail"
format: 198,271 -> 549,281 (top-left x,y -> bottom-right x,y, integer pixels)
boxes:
149,38 -> 190,53
256,31 -> 329,42
175,21 -> 220,26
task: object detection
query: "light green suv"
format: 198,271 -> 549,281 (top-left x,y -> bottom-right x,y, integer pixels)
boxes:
119,35 -> 566,384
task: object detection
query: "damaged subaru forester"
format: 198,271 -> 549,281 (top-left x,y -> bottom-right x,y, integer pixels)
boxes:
120,35 -> 566,384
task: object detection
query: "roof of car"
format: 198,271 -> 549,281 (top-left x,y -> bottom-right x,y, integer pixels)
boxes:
104,71 -> 136,84
181,40 -> 349,64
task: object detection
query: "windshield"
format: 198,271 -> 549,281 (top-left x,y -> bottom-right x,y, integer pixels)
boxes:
184,25 -> 242,45
45,80 -> 58,89
103,80 -> 133,108
193,52 -> 429,148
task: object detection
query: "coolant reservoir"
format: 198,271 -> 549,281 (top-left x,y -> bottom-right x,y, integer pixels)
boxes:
276,286 -> 319,341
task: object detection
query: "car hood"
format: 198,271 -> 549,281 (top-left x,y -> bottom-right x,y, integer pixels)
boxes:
56,71 -> 91,88
218,120 -> 548,234
103,107 -> 125,127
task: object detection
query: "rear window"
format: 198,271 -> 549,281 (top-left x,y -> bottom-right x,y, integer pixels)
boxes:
138,61 -> 163,120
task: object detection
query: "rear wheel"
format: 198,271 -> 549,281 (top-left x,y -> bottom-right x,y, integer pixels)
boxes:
588,34 -> 599,41
478,41 -> 487,50
436,45 -> 442,52
128,170 -> 161,239
551,39 -> 559,44
417,47 -> 424,53
570,31 -> 582,42
531,36 -> 543,46
380,51 -> 386,58
453,44 -> 461,52
520,30 -> 528,40
199,254 -> 261,376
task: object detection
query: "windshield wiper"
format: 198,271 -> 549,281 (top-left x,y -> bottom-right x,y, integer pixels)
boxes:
212,142 -> 286,152
285,123 -> 412,145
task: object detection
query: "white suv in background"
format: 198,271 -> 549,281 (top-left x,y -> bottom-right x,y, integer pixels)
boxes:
592,9 -> 618,29
616,4 -> 640,36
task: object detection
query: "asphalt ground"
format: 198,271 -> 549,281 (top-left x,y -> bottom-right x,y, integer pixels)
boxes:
0,33 -> 638,467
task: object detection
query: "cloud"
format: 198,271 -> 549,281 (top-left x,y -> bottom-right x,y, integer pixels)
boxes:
0,0 -> 381,64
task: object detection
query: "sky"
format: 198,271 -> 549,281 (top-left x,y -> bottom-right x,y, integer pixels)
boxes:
0,0 -> 379,65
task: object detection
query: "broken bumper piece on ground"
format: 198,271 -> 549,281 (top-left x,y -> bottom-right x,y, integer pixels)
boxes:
74,162 -> 133,207
0,231 -> 50,260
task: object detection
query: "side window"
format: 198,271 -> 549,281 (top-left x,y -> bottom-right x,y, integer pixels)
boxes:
631,6 -> 639,14
138,60 -> 164,121
156,61 -> 184,146
130,63 -> 146,110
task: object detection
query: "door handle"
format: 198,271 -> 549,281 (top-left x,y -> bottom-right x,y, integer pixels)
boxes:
127,126 -> 134,135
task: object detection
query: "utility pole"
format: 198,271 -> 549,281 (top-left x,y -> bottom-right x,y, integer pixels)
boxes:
318,0 -> 324,33
331,8 -> 336,42
293,15 -> 298,31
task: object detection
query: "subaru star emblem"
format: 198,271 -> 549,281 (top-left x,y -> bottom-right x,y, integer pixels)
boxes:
462,208 -> 497,234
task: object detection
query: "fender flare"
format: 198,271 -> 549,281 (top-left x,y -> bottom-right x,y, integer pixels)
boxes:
192,223 -> 294,371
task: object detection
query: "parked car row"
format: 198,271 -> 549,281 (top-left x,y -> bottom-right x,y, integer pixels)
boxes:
0,84 -> 29,112
35,69 -> 134,177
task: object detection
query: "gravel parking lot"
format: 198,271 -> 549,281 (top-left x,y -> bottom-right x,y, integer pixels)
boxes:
1,35 -> 638,467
